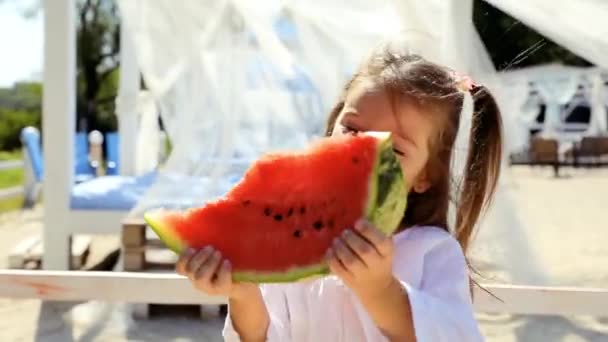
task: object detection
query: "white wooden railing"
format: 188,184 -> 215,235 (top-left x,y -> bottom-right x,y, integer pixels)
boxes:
0,160 -> 24,202
0,270 -> 607,316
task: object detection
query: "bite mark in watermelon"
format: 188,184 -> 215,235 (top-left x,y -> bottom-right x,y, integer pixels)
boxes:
144,132 -> 407,283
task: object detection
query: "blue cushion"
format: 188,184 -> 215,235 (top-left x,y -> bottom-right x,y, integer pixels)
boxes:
70,172 -> 157,211
69,171 -> 244,211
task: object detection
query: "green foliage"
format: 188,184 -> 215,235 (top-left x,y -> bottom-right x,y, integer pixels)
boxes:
0,150 -> 22,161
0,81 -> 42,151
0,82 -> 42,111
0,150 -> 24,213
75,0 -> 120,132
474,0 -> 591,70
0,109 -> 40,150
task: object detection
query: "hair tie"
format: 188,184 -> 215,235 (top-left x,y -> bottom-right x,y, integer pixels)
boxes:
453,72 -> 477,93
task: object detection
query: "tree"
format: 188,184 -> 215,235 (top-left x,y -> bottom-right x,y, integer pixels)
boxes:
1,0 -> 120,133
75,0 -> 120,132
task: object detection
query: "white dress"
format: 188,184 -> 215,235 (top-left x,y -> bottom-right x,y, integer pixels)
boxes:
222,226 -> 485,341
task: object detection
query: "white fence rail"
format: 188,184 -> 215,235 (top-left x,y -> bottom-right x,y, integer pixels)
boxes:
1,270 -> 608,316
0,160 -> 24,202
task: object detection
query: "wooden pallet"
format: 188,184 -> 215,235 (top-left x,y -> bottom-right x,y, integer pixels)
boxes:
8,235 -> 91,270
121,217 -> 227,319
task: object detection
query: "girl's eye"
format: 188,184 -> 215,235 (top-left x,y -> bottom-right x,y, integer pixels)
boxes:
341,125 -> 359,135
393,148 -> 405,157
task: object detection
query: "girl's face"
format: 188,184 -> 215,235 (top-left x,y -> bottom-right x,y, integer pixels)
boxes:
331,80 -> 434,194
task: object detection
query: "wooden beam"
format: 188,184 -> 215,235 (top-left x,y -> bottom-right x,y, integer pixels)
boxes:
1,270 -> 608,316
42,0 -> 76,270
473,283 -> 608,316
0,270 -> 225,305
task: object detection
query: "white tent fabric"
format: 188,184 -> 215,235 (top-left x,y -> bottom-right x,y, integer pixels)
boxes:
117,0 -> 408,214
584,73 -> 608,136
493,80 -> 530,154
113,0 -> 608,291
484,0 -> 608,69
115,0 -> 608,213
119,0 -> 608,252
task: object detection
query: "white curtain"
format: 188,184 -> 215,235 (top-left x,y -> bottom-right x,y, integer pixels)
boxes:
584,73 -> 608,136
534,75 -> 581,137
134,90 -> 160,175
484,0 -> 608,69
494,80 -> 531,153
117,0 -> 404,214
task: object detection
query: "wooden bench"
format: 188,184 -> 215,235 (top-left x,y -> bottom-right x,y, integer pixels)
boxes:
121,217 -> 226,319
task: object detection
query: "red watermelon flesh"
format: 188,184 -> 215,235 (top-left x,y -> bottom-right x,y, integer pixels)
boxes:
144,132 -> 407,283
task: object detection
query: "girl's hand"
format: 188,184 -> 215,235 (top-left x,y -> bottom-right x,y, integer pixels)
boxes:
326,219 -> 396,298
176,246 -> 257,300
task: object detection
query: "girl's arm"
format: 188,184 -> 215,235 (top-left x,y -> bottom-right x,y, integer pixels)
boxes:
354,276 -> 416,341
175,248 -> 275,341
223,284 -> 293,342
227,287 -> 270,342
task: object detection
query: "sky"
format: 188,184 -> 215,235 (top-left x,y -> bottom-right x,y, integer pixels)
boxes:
0,2 -> 43,87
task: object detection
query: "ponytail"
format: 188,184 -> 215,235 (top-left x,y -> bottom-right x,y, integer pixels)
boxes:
454,85 -> 503,253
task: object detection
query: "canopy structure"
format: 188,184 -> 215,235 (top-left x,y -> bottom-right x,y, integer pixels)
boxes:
498,65 -> 608,153
42,0 -> 608,275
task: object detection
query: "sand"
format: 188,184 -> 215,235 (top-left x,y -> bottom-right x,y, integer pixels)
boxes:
1,165 -> 608,341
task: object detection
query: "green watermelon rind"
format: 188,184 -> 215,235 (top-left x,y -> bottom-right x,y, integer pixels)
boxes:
364,132 -> 408,236
144,211 -> 186,254
233,264 -> 330,283
144,132 -> 407,284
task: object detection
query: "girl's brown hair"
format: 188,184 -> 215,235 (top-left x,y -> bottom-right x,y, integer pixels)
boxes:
325,49 -> 502,257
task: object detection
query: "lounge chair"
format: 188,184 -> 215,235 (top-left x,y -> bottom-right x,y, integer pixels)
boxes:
530,137 -> 560,177
20,126 -> 98,207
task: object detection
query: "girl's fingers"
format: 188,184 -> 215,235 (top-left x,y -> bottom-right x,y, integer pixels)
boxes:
186,246 -> 214,274
176,248 -> 196,275
332,237 -> 365,273
354,219 -> 392,256
214,260 -> 232,289
193,250 -> 223,285
326,248 -> 351,280
341,229 -> 378,264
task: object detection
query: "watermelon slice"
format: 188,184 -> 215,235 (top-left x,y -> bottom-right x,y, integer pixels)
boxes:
144,132 -> 407,283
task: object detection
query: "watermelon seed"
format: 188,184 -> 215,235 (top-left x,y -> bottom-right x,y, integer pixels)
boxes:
328,219 -> 334,228
264,208 -> 271,216
274,214 -> 283,221
293,229 -> 303,238
287,208 -> 294,217
313,220 -> 324,231
242,200 -> 251,206
352,156 -> 359,164
300,206 -> 306,214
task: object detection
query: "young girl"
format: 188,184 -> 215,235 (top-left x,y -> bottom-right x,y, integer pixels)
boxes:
176,48 -> 502,341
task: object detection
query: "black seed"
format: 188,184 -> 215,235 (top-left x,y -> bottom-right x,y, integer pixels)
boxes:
274,214 -> 283,221
264,208 -> 271,216
313,220 -> 324,230
287,208 -> 294,217
293,230 -> 303,238
242,200 -> 251,206
328,219 -> 334,228
300,206 -> 306,214
352,156 -> 359,164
